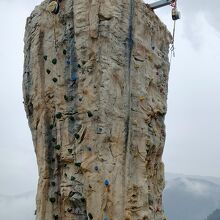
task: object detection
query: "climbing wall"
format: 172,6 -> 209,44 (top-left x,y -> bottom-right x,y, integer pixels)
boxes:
23,0 -> 171,219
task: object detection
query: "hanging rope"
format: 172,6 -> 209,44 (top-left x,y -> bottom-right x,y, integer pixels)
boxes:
170,20 -> 176,64
169,0 -> 178,65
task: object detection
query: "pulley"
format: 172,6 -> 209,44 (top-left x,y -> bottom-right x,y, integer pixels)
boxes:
172,8 -> 181,20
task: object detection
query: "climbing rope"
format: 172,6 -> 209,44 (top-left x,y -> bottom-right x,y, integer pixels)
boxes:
170,20 -> 176,64
169,0 -> 179,65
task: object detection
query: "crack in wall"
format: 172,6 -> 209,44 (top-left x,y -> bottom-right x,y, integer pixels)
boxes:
123,0 -> 135,217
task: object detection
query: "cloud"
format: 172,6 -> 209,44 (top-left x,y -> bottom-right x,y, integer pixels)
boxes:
178,0 -> 220,48
0,191 -> 36,220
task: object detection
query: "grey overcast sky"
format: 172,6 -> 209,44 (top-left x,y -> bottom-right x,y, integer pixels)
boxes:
0,0 -> 220,200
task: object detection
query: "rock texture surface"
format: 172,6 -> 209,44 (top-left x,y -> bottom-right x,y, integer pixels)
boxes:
23,0 -> 171,219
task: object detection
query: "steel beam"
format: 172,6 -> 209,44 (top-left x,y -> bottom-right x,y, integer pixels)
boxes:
149,0 -> 173,10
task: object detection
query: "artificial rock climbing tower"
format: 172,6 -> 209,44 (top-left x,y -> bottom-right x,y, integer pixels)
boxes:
23,0 -> 171,219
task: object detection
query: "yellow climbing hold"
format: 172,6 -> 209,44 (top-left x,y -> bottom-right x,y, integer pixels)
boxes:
139,96 -> 145,101
47,1 -> 58,13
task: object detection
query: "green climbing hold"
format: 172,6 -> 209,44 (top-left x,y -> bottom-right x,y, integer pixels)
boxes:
74,133 -> 80,139
68,149 -> 73,154
88,213 -> 93,219
64,95 -> 68,101
75,162 -> 81,167
53,214 -> 59,220
52,77 -> 58,83
43,55 -> 47,61
87,111 -> 93,118
55,112 -> 62,119
54,145 -> 61,150
81,197 -> 86,202
49,197 -> 56,203
70,176 -> 75,181
46,69 -> 51,74
52,58 -> 57,65
69,116 -> 75,121
67,208 -> 72,213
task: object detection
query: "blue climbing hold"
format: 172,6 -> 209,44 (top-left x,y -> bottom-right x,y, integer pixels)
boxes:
71,73 -> 78,81
104,179 -> 110,186
66,60 -> 70,65
104,217 -> 108,220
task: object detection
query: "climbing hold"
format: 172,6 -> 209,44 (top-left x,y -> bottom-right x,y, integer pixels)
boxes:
87,111 -> 93,118
64,95 -> 68,101
46,69 -> 51,74
139,96 -> 145,101
94,166 -> 99,171
66,60 -> 70,65
104,217 -> 109,220
56,112 -> 63,119
70,176 -> 75,181
54,145 -> 61,150
43,55 -> 47,61
52,77 -> 58,83
53,214 -> 59,220
69,116 -> 75,121
74,133 -> 80,139
68,149 -> 73,154
81,197 -> 86,202
49,197 -> 56,203
71,73 -> 78,81
96,127 -> 103,134
52,58 -> 57,65
51,181 -> 56,186
152,46 -> 155,50
88,213 -> 93,219
75,162 -> 81,167
49,124 -> 54,129
63,49 -> 67,55
78,64 -> 81,68
47,1 -> 60,14
55,112 -> 62,119
67,208 -> 72,213
104,179 -> 110,186
52,137 -> 57,142
87,146 -> 92,151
